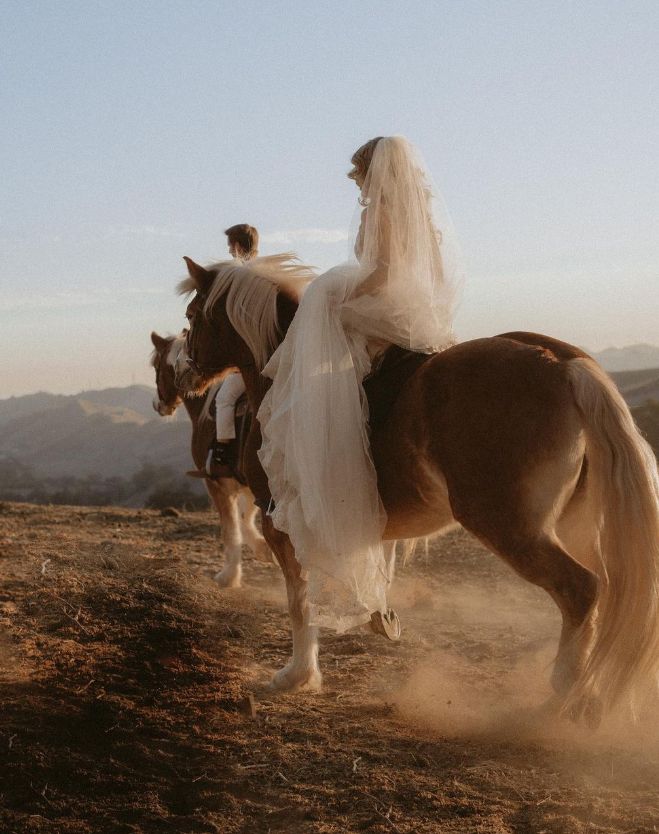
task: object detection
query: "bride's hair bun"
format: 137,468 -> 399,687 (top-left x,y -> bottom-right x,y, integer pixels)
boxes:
348,136 -> 383,182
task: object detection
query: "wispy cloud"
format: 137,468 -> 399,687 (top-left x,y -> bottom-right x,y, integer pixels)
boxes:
261,227 -> 349,245
103,224 -> 186,240
0,287 -> 168,313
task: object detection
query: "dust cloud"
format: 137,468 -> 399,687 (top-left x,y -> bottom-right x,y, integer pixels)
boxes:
387,564 -> 659,762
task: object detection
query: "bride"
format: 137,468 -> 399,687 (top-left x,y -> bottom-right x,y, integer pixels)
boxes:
258,135 -> 459,633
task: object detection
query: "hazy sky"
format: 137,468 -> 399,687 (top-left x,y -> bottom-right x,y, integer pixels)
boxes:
1,0 -> 657,396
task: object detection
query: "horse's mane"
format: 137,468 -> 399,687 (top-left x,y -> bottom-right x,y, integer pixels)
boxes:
149,332 -> 185,368
178,253 -> 314,370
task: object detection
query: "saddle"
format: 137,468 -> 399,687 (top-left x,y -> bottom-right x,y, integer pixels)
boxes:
363,345 -> 434,432
189,392 -> 251,485
231,393 -> 251,484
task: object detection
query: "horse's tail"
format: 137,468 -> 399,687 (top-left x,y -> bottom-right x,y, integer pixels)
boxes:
400,530 -> 456,567
566,357 -> 659,716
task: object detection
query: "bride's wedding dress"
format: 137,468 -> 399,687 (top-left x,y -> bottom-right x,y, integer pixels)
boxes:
258,136 -> 460,631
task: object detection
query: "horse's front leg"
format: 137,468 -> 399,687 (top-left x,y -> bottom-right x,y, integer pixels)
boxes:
262,515 -> 321,692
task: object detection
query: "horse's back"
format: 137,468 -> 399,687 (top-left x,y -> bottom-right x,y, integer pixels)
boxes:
419,333 -> 583,460
396,333 -> 582,427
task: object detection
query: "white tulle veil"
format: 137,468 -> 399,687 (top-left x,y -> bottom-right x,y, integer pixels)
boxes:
258,135 -> 460,631
342,134 -> 460,351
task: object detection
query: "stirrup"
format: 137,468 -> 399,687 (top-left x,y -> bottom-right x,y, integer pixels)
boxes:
211,440 -> 235,467
206,441 -> 240,482
369,608 -> 401,641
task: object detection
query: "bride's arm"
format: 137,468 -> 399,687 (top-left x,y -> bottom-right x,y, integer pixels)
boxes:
350,207 -> 391,299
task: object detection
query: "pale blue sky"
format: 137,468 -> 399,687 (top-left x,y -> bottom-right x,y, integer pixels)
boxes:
1,0 -> 657,396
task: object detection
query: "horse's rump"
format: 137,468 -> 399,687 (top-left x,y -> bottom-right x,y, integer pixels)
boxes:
365,332 -> 589,437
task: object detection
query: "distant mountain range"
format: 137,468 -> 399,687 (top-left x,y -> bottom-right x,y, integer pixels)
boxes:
0,385 -> 192,479
608,367 -> 659,408
1,350 -> 657,506
590,343 -> 659,372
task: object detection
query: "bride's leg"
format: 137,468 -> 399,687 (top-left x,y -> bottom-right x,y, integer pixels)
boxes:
262,515 -> 322,692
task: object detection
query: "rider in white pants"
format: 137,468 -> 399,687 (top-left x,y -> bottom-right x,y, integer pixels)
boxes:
209,224 -> 258,477
214,371 -> 247,442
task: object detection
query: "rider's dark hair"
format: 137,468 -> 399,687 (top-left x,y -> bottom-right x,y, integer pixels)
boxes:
225,224 -> 259,258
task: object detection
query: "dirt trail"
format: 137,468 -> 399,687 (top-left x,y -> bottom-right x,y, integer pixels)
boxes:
1,502 -> 657,833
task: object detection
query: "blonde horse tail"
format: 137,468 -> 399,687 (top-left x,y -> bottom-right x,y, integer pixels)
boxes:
566,357 -> 659,717
401,538 -> 420,567
400,531 -> 455,567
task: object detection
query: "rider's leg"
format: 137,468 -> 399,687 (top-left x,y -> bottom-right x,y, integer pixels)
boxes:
211,372 -> 247,475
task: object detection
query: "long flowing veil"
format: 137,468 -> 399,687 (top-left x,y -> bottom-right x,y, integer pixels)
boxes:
258,136 -> 461,631
343,135 -> 461,351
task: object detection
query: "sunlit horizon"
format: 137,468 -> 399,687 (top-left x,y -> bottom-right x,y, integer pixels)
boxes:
2,1 -> 657,397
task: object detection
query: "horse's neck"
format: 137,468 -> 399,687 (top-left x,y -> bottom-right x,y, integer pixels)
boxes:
221,286 -> 297,411
182,394 -> 205,427
182,394 -> 215,470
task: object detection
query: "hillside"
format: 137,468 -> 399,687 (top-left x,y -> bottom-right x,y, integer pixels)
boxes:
592,343 -> 659,372
610,367 -> 659,407
0,386 -> 189,479
0,386 -> 206,508
0,364 -> 656,510
0,385 -> 169,430
633,400 -> 659,457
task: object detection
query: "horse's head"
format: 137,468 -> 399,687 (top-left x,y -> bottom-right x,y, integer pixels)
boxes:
175,254 -> 313,396
174,257 -> 249,395
150,331 -> 186,416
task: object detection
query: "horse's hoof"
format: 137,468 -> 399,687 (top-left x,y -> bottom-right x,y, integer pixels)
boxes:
214,568 -> 242,588
370,609 -> 401,641
268,664 -> 322,693
536,695 -> 562,717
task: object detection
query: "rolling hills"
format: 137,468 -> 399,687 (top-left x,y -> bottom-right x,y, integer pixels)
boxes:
1,361 -> 657,509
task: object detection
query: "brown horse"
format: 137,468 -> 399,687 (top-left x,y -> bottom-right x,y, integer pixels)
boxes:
150,331 -> 271,585
175,255 -> 659,724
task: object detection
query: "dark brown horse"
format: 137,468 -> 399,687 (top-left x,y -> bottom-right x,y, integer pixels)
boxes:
175,255 -> 659,724
150,331 -> 271,585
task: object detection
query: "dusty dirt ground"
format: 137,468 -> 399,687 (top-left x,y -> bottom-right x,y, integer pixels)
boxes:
1,501 -> 658,834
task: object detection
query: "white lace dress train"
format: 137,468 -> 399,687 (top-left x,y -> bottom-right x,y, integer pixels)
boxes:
258,264 -> 389,632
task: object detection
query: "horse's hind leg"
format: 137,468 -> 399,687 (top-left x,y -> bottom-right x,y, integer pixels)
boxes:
491,531 -> 598,700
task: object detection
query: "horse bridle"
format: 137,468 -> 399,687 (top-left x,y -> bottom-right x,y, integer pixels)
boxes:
153,348 -> 180,411
154,359 -> 168,404
184,294 -> 226,376
184,293 -> 255,378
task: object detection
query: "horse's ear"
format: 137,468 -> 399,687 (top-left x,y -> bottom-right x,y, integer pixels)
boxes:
183,257 -> 214,293
150,331 -> 168,350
